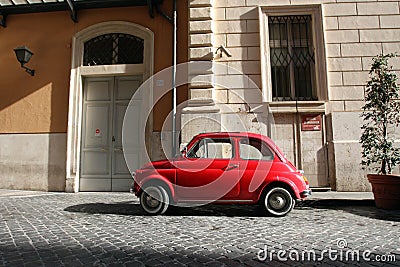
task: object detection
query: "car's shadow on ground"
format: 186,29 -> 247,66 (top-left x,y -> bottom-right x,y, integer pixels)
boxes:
64,199 -> 400,220
64,202 -> 271,217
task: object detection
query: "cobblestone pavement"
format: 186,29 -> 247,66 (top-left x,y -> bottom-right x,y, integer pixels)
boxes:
0,192 -> 399,267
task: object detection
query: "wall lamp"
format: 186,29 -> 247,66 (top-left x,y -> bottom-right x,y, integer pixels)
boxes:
14,46 -> 35,76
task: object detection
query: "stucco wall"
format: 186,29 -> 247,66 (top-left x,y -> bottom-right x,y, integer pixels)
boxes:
0,133 -> 66,191
0,2 -> 188,191
0,2 -> 188,134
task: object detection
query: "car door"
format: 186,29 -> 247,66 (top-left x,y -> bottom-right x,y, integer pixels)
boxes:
237,137 -> 275,200
175,137 -> 240,201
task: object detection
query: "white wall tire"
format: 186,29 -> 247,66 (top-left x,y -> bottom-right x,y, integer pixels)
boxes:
264,187 -> 294,216
140,185 -> 169,215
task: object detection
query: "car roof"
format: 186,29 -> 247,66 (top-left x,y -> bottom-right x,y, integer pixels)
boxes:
196,132 -> 268,139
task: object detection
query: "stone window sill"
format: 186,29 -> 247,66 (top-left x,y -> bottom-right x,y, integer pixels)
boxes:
267,101 -> 326,113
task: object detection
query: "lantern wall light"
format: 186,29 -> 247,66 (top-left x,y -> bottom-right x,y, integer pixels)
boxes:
14,46 -> 35,76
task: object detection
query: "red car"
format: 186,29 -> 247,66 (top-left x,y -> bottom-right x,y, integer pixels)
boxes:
131,132 -> 311,216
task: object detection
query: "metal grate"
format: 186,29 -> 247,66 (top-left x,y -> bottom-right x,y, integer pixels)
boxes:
268,15 -> 317,101
83,33 -> 144,66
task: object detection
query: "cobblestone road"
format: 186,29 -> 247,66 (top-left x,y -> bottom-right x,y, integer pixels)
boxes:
0,192 -> 399,267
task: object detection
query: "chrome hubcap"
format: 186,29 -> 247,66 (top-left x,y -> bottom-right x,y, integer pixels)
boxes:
145,191 -> 160,208
269,193 -> 286,210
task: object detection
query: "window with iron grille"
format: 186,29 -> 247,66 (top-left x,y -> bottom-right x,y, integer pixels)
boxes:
268,15 -> 317,101
83,33 -> 144,66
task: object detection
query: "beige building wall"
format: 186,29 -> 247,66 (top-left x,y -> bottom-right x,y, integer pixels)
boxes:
184,0 -> 400,191
323,1 -> 400,190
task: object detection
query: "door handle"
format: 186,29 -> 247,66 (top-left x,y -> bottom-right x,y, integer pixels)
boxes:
224,164 -> 239,171
114,148 -> 123,152
101,148 -> 108,152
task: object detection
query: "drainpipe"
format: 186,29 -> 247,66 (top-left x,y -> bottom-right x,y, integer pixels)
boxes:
171,0 -> 177,158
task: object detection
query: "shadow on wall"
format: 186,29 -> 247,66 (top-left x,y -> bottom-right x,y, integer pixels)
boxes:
0,12 -> 72,190
317,147 -> 327,187
0,81 -> 67,191
48,133 -> 67,191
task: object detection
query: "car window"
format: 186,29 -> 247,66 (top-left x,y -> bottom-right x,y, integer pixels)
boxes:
187,138 -> 233,159
239,138 -> 274,161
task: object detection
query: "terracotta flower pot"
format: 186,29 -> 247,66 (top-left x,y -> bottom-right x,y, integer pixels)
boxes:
367,174 -> 400,210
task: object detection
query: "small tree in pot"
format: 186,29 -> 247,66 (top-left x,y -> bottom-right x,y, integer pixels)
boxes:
360,53 -> 400,209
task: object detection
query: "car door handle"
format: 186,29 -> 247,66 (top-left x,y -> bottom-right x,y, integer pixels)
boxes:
224,164 -> 239,171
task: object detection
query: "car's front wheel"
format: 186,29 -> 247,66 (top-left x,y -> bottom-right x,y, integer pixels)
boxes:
263,187 -> 294,216
140,185 -> 169,215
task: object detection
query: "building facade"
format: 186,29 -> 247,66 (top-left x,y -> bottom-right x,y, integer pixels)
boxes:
0,0 -> 189,192
0,0 -> 399,192
183,0 -> 400,192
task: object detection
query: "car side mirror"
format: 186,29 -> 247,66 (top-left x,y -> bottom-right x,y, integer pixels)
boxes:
180,146 -> 188,158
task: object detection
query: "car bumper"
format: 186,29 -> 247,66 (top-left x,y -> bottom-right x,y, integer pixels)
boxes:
130,181 -> 141,196
300,189 -> 312,197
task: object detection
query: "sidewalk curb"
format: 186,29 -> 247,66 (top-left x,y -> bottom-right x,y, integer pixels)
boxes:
298,199 -> 376,208
0,189 -> 63,198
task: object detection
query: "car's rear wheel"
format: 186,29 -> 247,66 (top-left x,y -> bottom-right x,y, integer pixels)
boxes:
140,185 -> 169,215
263,187 -> 294,216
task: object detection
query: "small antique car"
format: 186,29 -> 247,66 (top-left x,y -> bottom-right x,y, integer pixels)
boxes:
131,132 -> 311,216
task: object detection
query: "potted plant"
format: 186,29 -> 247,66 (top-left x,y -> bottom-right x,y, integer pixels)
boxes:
360,53 -> 400,210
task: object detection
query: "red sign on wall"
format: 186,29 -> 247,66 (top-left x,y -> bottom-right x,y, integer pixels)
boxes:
301,114 -> 322,131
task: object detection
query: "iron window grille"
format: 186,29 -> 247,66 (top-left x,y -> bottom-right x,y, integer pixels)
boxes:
268,15 -> 317,101
83,33 -> 144,66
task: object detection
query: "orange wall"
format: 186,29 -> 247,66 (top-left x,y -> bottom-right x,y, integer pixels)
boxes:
0,1 -> 188,133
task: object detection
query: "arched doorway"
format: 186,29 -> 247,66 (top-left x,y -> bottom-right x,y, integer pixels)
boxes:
66,21 -> 154,192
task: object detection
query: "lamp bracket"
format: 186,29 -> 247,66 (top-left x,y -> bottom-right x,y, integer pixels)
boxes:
22,64 -> 35,76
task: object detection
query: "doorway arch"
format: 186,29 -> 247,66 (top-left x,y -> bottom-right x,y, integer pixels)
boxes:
66,21 -> 154,192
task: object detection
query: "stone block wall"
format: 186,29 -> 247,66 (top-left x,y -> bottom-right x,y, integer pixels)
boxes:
183,0 -> 400,191
323,0 -> 400,191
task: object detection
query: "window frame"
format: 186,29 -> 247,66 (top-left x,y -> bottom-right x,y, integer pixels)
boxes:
259,5 -> 328,104
268,15 -> 316,101
83,33 -> 144,66
186,138 -> 234,159
239,138 -> 275,161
